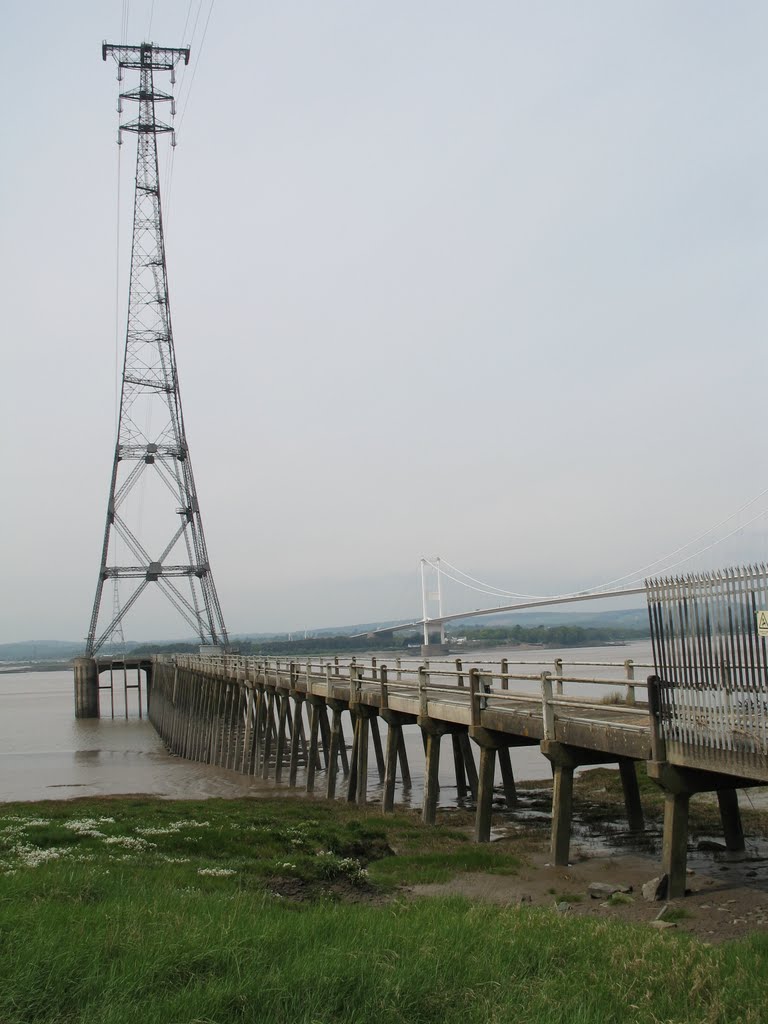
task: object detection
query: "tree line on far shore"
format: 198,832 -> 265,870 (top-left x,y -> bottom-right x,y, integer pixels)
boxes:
126,622 -> 648,657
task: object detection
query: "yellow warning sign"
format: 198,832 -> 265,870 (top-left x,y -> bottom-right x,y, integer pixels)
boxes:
757,611 -> 768,636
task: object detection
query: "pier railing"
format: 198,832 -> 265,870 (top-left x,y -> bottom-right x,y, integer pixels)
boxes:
647,564 -> 768,777
157,652 -> 650,731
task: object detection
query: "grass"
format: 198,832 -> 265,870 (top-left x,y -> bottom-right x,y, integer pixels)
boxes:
607,892 -> 634,906
369,848 -> 521,885
663,906 -> 692,922
1,797 -> 768,1023
600,690 -> 626,705
0,797 -> 513,892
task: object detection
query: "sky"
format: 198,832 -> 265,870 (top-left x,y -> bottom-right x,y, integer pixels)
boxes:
1,1 -> 767,643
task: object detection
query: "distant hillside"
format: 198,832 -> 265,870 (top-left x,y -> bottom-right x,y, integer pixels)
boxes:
448,608 -> 649,632
0,609 -> 649,661
0,640 -> 84,662
0,639 -> 144,663
230,620 -> 409,641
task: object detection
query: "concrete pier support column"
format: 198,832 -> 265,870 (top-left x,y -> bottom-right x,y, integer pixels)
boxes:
551,764 -> 575,866
325,699 -> 347,800
662,791 -> 690,898
73,657 -> 100,719
717,788 -> 745,853
619,758 -> 645,832
355,712 -> 371,806
422,732 -> 442,824
475,746 -> 497,842
470,726 -> 531,842
458,732 -> 478,800
274,692 -> 289,783
470,726 -> 501,842
498,747 -> 518,807
381,710 -> 412,813
346,707 -> 374,806
305,696 -> 323,794
452,734 -> 468,800
648,761 -> 758,898
288,694 -> 305,788
382,723 -> 400,813
370,717 -> 385,782
541,740 -> 590,866
419,719 -> 451,825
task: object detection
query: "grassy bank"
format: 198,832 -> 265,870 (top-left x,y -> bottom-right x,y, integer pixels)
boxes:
1,797 -> 767,1023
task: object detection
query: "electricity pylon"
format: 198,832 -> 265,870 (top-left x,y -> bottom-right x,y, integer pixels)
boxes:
86,42 -> 228,655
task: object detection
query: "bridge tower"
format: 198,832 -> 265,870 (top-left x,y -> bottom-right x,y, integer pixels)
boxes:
85,42 -> 228,656
419,558 -> 449,656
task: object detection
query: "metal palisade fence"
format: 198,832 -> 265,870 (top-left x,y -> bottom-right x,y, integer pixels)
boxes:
646,564 -> 768,778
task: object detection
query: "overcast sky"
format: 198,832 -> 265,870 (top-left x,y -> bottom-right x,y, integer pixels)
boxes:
1,1 -> 767,642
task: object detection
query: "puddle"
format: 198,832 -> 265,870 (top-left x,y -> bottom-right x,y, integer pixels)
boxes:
477,787 -> 768,889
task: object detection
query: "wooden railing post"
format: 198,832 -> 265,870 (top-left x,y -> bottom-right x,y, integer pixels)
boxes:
500,657 -> 508,691
469,668 -> 480,727
479,672 -> 491,711
418,665 -> 429,718
349,662 -> 362,706
553,658 -> 563,696
541,671 -> 555,740
380,665 -> 389,710
455,657 -> 464,688
624,659 -> 635,705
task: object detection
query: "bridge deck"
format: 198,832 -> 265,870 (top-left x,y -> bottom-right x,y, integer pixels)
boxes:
289,676 -> 651,761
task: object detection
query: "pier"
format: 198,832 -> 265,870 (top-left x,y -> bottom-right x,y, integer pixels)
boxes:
73,656 -> 152,719
73,565 -> 768,898
144,645 -> 762,898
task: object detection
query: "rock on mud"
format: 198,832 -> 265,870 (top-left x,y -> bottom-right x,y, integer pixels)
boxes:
642,875 -> 669,902
588,882 -> 632,899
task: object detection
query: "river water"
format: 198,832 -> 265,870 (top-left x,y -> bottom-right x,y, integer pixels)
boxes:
0,642 -> 654,806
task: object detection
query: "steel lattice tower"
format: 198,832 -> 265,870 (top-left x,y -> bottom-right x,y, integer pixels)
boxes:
86,42 -> 228,656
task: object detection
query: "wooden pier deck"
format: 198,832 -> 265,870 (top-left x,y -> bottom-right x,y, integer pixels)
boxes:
140,652 -> 767,897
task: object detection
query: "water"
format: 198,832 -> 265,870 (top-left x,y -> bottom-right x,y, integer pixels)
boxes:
0,641 -> 654,805
0,670 -> 283,802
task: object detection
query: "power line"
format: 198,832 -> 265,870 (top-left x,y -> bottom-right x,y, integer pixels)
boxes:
175,0 -> 216,136
180,0 -> 196,43
121,0 -> 130,43
114,143 -> 123,440
165,0 -> 216,231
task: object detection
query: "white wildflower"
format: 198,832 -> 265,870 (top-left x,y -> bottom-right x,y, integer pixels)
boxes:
63,819 -> 109,838
197,867 -> 236,877
14,844 -> 69,868
103,836 -> 155,851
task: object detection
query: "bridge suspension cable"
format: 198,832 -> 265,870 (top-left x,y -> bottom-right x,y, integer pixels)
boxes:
425,486 -> 768,609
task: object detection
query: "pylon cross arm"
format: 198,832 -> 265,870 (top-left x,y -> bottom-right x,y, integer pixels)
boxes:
102,43 -> 190,70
